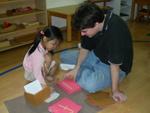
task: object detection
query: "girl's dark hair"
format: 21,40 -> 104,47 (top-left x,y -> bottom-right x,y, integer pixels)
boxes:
28,26 -> 63,55
73,2 -> 104,30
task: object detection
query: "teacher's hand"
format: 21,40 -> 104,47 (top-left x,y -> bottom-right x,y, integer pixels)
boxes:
112,90 -> 127,103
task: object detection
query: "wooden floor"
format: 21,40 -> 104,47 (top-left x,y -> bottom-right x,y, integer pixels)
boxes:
0,21 -> 150,113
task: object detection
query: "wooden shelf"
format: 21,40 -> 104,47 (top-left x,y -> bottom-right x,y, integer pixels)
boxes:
0,0 -> 47,51
0,0 -> 26,5
0,9 -> 45,20
0,40 -> 33,52
0,24 -> 46,41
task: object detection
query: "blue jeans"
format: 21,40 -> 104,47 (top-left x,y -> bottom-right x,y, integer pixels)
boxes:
60,50 -> 126,93
60,49 -> 79,64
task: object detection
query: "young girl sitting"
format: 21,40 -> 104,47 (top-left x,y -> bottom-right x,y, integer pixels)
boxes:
23,26 -> 63,85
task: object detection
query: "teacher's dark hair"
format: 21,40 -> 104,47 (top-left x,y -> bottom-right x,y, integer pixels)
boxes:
73,2 -> 104,30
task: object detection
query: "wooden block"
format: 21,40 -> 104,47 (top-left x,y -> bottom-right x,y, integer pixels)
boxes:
0,25 -> 17,34
0,0 -> 8,2
86,91 -> 115,109
0,40 -> 10,48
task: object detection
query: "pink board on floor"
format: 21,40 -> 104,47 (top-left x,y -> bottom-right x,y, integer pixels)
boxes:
48,97 -> 82,113
57,79 -> 81,95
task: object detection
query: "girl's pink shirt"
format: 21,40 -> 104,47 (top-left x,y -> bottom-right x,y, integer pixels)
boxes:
23,43 -> 47,84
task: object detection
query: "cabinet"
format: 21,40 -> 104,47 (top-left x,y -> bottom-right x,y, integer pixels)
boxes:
110,0 -> 132,21
120,0 -> 132,21
0,0 -> 47,52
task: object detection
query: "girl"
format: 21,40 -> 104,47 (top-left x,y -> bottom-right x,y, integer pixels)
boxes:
23,26 -> 63,85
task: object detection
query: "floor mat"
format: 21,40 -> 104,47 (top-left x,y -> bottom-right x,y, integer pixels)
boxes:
5,84 -> 100,113
86,91 -> 115,109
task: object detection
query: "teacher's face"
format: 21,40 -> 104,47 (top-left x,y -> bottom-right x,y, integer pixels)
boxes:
81,22 -> 103,38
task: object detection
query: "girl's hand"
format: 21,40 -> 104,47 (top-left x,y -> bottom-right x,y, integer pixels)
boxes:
64,68 -> 78,80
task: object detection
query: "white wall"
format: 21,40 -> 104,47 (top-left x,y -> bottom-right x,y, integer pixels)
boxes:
46,0 -> 85,27
46,0 -> 85,8
46,0 -> 132,27
111,0 -> 121,15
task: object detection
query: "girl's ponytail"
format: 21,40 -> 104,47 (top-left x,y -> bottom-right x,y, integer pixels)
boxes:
28,32 -> 42,55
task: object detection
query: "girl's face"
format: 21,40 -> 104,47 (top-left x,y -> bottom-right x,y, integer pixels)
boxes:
43,37 -> 59,51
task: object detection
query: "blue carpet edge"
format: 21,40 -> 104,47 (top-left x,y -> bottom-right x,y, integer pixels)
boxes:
0,46 -> 78,76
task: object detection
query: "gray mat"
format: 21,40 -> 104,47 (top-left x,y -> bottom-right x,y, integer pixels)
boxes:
5,84 -> 100,113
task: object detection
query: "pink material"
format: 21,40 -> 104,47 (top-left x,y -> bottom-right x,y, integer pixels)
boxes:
23,43 -> 47,84
48,97 -> 82,113
57,79 -> 81,95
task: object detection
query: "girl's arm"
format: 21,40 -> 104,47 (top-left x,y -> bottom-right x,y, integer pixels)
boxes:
48,61 -> 58,76
42,62 -> 50,76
